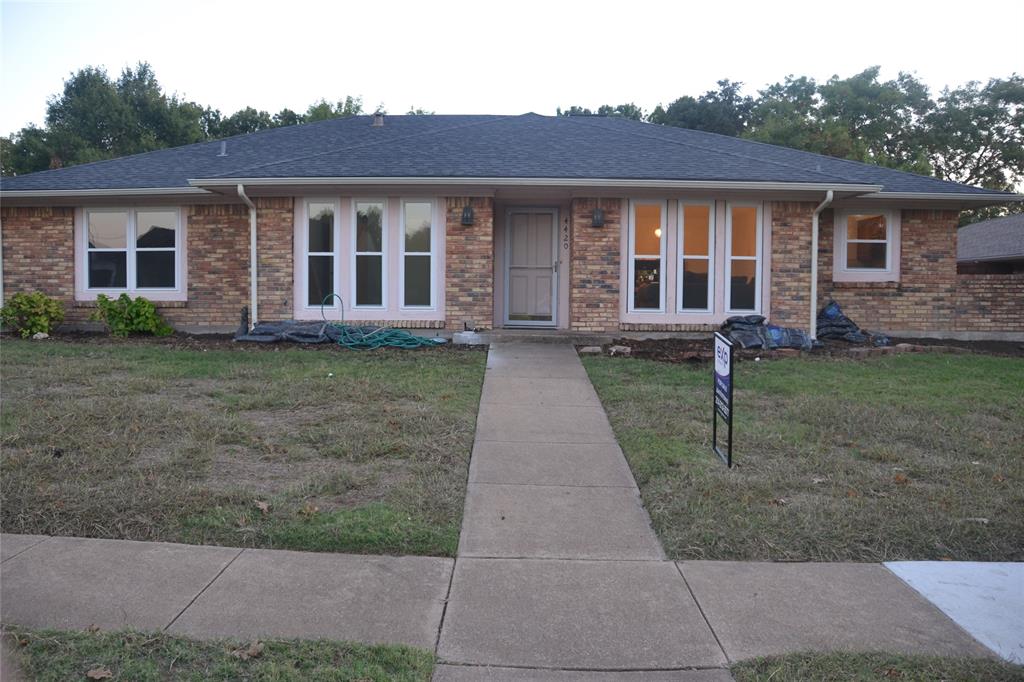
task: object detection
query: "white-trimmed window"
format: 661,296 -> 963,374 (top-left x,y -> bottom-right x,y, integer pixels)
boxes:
628,200 -> 667,312
304,200 -> 340,308
401,200 -> 434,308
85,208 -> 180,292
353,199 -> 386,308
725,202 -> 762,313
677,201 -> 714,312
833,210 -> 899,281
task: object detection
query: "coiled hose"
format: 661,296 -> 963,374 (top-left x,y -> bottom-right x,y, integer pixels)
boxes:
320,293 -> 445,350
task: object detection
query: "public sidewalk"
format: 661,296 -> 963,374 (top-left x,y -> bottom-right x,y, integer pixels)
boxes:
0,343 -> 1014,680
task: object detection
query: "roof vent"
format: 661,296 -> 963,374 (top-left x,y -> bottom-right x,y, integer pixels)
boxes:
372,111 -> 384,127
218,141 -> 227,157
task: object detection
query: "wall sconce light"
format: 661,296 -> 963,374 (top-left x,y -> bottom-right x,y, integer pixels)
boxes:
461,204 -> 475,226
591,207 -> 605,228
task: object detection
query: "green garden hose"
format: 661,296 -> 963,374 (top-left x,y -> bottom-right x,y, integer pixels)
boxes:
319,293 -> 444,350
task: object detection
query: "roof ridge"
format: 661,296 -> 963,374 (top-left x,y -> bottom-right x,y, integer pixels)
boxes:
632,119 -> 1012,195
561,116 -> 860,186
207,115 -> 521,178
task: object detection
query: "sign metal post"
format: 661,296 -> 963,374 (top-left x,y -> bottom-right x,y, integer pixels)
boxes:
712,332 -> 734,468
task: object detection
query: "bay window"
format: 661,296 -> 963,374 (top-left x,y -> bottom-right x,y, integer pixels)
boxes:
725,203 -> 761,312
628,200 -> 666,312
305,201 -> 338,307
678,202 -> 714,312
85,208 -> 180,292
353,200 -> 385,307
401,200 -> 434,308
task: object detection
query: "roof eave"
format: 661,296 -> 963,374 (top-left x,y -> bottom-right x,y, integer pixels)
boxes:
188,176 -> 885,193
863,191 -> 1024,205
0,187 -> 211,199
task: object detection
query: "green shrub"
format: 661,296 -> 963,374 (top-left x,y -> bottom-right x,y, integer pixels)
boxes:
0,292 -> 65,338
90,294 -> 173,337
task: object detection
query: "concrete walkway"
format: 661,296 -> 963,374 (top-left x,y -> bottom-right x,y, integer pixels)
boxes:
0,343 -> 1006,680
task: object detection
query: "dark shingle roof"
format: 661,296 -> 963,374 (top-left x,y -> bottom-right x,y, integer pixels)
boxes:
957,214 -> 1024,261
0,113 -> 1017,198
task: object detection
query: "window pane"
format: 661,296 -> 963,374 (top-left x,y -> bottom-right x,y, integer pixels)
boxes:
634,204 -> 662,255
88,251 -> 127,288
308,255 -> 333,306
633,259 -> 661,309
308,203 -> 334,252
730,207 -> 757,257
682,205 -> 710,256
404,202 -> 432,253
356,202 -> 383,252
356,255 -> 383,306
88,211 -> 128,249
136,211 -> 176,248
847,242 -> 887,269
730,260 -> 757,310
136,251 -> 175,288
681,259 -> 710,310
847,214 -> 886,241
404,255 -> 431,306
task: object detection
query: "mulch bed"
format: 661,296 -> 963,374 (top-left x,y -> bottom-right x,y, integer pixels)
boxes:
584,335 -> 1024,364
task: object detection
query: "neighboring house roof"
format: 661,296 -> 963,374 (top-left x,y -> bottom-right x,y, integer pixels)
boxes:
0,113 -> 1018,201
957,213 -> 1024,262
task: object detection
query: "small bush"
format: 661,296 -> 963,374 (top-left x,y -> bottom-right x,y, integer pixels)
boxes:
90,294 -> 173,337
0,292 -> 65,338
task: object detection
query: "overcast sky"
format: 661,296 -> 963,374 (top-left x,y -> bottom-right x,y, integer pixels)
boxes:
1,0 -> 1022,136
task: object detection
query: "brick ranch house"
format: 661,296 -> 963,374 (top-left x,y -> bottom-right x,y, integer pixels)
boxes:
1,113 -> 1021,338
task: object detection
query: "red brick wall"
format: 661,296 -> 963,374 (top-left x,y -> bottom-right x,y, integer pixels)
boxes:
1,207 -> 75,315
255,197 -> 293,321
445,197 -> 494,331
769,202 -> 815,327
817,209 -> 959,331
182,204 -> 250,330
570,198 -> 621,332
954,274 -> 1024,332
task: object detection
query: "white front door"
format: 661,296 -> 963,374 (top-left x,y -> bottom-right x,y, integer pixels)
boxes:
505,208 -> 558,327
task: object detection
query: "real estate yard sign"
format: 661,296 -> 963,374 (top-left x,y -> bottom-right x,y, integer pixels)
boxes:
712,332 -> 734,468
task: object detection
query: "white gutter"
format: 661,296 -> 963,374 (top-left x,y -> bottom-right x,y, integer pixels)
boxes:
237,184 -> 257,329
810,190 -> 834,340
0,187 -> 209,198
859,191 -> 1022,201
189,176 -> 884,193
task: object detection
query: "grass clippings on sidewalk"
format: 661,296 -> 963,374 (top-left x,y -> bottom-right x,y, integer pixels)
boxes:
3,627 -> 434,682
583,353 -> 1024,562
731,651 -> 1024,681
0,340 -> 485,556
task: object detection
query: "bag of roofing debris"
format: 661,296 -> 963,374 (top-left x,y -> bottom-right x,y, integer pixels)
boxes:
816,300 -> 891,346
720,315 -> 815,350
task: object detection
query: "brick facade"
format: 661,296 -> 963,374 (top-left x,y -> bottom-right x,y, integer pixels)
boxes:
255,197 -> 294,321
954,274 -> 1024,332
1,207 -> 75,314
768,201 -> 815,328
182,204 -> 250,330
445,197 -> 494,331
569,198 -> 621,333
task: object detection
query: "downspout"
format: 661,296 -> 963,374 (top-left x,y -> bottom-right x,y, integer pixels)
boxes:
237,184 -> 257,329
809,190 -> 834,339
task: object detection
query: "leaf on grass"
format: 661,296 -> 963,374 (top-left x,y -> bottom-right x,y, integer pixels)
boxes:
846,489 -> 860,498
768,498 -> 788,506
86,667 -> 113,680
229,641 -> 265,660
992,473 -> 1006,483
893,473 -> 909,485
300,502 -> 319,518
87,624 -> 101,633
254,500 -> 270,515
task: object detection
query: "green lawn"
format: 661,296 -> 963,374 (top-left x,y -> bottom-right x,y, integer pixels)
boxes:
583,353 -> 1024,561
3,628 -> 434,682
0,339 -> 485,556
731,651 -> 1023,681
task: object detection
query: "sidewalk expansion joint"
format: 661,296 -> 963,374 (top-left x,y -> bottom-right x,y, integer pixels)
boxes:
162,547 -> 245,632
675,562 -> 731,665
0,535 -> 50,564
473,439 -> 619,445
436,660 -> 731,673
468,481 -> 636,489
433,558 -> 458,655
456,555 -> 671,563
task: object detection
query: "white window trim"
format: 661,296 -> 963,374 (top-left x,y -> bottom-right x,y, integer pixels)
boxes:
399,198 -> 436,310
351,198 -> 388,309
627,199 -> 667,314
80,207 -> 185,300
724,201 -> 763,314
676,200 -> 715,313
833,209 -> 901,282
301,198 -> 342,310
